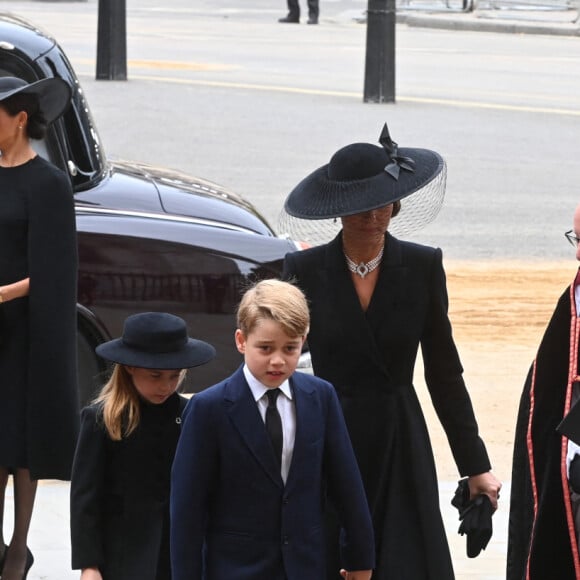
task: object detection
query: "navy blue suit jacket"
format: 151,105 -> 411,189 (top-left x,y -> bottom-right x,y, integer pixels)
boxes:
170,367 -> 374,580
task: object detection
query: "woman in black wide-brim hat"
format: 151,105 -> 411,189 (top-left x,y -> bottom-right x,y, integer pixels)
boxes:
0,76 -> 75,580
281,124 -> 501,579
70,312 -> 216,580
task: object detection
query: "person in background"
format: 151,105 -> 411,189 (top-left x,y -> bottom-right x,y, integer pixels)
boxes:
171,279 -> 374,580
0,76 -> 77,580
282,124 -> 501,579
278,0 -> 319,25
508,202 -> 580,580
70,312 -> 216,580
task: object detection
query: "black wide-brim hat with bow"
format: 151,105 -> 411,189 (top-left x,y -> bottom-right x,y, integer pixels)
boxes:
0,76 -> 71,124
96,312 -> 216,370
278,123 -> 447,244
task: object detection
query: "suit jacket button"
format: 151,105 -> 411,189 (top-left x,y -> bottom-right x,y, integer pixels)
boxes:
282,536 -> 289,545
283,496 -> 289,505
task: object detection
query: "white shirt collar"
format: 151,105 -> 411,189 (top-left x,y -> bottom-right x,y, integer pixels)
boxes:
243,364 -> 292,402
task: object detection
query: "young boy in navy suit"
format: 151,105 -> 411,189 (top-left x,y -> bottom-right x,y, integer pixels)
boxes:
170,279 -> 375,580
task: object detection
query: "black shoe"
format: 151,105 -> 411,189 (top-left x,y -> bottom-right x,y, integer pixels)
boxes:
278,15 -> 299,23
1,546 -> 33,579
307,16 -> 318,24
23,547 -> 34,580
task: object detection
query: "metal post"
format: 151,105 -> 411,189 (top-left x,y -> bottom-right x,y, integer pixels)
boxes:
96,0 -> 127,81
363,0 -> 396,103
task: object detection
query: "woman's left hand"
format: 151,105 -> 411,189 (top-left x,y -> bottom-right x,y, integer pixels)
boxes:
468,471 -> 502,511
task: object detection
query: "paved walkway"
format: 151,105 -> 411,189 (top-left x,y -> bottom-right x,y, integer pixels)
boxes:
7,479 -> 508,579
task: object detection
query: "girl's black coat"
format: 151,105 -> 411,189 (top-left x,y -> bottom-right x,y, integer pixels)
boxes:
70,393 -> 187,580
283,232 -> 491,580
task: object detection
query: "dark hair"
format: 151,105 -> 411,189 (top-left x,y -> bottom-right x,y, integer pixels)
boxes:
392,200 -> 401,217
0,93 -> 48,140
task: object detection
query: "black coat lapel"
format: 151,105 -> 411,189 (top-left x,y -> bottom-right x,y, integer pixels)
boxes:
325,233 -> 403,381
366,233 -> 408,321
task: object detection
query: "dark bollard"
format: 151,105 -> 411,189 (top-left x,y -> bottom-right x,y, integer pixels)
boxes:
363,0 -> 395,103
96,0 -> 127,81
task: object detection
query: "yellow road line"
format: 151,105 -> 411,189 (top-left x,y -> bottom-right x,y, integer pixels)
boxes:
74,61 -> 579,117
128,60 -> 235,71
128,74 -> 580,117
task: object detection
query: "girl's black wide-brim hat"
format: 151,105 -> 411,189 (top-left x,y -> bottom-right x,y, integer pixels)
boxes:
0,77 -> 71,123
96,312 -> 216,370
278,124 -> 447,244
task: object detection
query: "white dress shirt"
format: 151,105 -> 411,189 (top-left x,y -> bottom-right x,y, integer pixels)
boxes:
243,365 -> 296,483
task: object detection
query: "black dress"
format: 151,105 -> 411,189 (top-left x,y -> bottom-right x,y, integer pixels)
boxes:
0,156 -> 78,479
71,393 -> 188,580
283,232 -> 491,580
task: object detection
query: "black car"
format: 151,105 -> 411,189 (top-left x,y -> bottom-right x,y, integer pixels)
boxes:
0,13 -> 303,405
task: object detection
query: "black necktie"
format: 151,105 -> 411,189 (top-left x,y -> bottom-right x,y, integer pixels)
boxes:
265,389 -> 283,466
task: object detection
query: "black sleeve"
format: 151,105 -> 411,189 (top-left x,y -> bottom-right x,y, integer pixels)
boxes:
421,248 -> 491,476
27,161 -> 79,480
70,406 -> 107,570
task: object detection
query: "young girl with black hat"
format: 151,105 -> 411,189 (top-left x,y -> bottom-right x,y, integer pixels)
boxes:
70,312 -> 216,580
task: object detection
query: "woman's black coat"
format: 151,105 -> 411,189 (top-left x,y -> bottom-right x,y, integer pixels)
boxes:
283,232 -> 491,580
70,393 -> 187,580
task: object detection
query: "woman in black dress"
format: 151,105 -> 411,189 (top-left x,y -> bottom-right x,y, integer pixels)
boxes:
0,77 -> 78,580
281,124 -> 501,579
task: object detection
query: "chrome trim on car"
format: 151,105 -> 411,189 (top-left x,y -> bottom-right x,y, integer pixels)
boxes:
75,205 -> 260,235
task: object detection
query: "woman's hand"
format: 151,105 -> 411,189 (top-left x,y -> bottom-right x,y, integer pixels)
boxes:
468,471 -> 502,510
80,567 -> 103,580
340,569 -> 372,579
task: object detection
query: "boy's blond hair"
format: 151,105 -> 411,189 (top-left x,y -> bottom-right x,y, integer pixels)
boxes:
237,279 -> 309,337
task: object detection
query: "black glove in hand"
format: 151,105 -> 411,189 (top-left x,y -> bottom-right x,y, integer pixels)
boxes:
451,478 -> 493,558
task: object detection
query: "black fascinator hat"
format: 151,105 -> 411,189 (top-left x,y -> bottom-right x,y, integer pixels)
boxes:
278,123 -> 446,244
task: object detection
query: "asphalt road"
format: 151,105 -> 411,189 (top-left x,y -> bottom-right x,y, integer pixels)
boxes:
7,0 -> 580,260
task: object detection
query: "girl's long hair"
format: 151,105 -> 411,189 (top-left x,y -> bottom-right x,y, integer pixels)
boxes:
94,365 -> 141,441
94,365 -> 187,441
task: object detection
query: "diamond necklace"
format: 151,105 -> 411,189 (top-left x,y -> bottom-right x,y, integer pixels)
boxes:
344,244 -> 384,279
